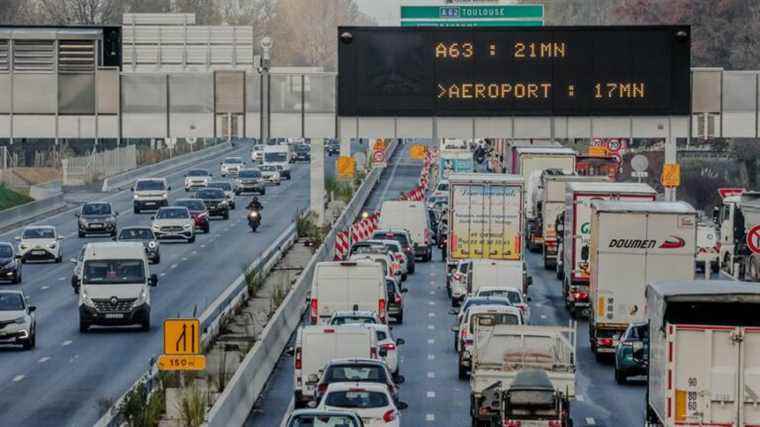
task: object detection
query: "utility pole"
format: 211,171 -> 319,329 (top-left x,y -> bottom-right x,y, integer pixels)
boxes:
260,36 -> 272,145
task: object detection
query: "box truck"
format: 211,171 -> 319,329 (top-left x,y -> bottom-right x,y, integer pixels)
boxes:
644,280 -> 760,427
716,191 -> 760,279
588,201 -> 697,359
540,173 -> 608,270
562,182 -> 656,317
446,173 -> 524,280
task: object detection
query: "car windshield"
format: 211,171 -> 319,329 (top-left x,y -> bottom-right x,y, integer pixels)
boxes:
175,200 -> 206,211
470,313 -> 521,333
23,228 -> 55,239
261,165 -> 278,172
82,203 -> 111,216
295,145 -> 309,152
187,170 -> 209,177
288,414 -> 361,427
351,245 -> 386,255
264,152 -> 288,162
208,182 -> 232,191
135,180 -> 165,191
376,330 -> 388,341
324,390 -> 389,409
330,316 -> 376,325
157,208 -> 189,219
437,183 -> 449,192
0,244 -> 13,258
224,158 -> 242,164
239,170 -> 261,178
0,293 -> 24,311
119,228 -> 154,241
82,259 -> 145,285
461,298 -> 511,313
325,366 -> 387,383
374,232 -> 409,247
479,289 -> 521,304
197,189 -> 225,199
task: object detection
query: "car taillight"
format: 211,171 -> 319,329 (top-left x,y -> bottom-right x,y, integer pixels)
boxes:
463,337 -> 474,346
394,254 -> 403,261
394,293 -> 401,304
383,409 -> 396,423
370,347 -> 377,358
505,421 -> 521,427
453,272 -> 463,281
598,338 -> 614,347
317,383 -> 328,395
378,299 -> 386,322
548,421 -> 561,427
572,291 -> 589,301
517,303 -> 527,314
382,343 -> 396,351
310,299 -> 318,324
295,348 -> 302,370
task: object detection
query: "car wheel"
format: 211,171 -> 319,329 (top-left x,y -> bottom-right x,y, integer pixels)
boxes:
154,254 -> 161,264
223,211 -> 229,220
79,318 -> 89,333
235,190 -> 241,196
189,235 -> 196,243
141,317 -> 151,332
458,362 -> 468,380
134,207 -> 140,214
397,312 -> 403,324
231,202 -> 236,210
261,188 -> 266,195
55,255 -> 62,263
78,230 -> 85,238
204,225 -> 210,234
13,273 -> 20,284
22,337 -> 33,350
20,257 -> 25,264
614,367 -> 627,385
401,273 -> 407,281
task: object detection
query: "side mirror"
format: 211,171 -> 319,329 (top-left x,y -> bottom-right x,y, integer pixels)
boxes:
306,401 -> 318,409
14,255 -> 21,260
306,373 -> 320,385
74,212 -> 80,218
167,186 -> 172,191
401,288 -> 408,293
451,325 -> 460,333
57,236 -> 64,241
397,401 -> 409,410
69,258 -> 78,264
448,308 -> 459,315
396,338 -> 405,345
526,276 -> 533,287
149,274 -> 158,287
112,236 -> 117,241
285,346 -> 295,357
379,348 -> 388,357
28,305 -> 36,313
114,212 -> 119,217
73,282 -> 80,294
130,187 -> 134,192
713,206 -> 720,224
150,216 -> 156,220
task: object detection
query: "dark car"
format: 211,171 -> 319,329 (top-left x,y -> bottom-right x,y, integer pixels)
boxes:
294,144 -> 311,161
0,242 -> 21,283
326,140 -> 340,156
175,198 -> 211,233
614,321 -> 649,384
115,226 -> 161,264
76,202 -> 118,238
386,278 -> 407,323
235,169 -> 266,195
195,188 -> 230,219
314,358 -> 403,404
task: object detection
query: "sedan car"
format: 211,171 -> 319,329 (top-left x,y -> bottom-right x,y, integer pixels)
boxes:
0,242 -> 21,283
316,382 -> 406,427
115,226 -> 161,264
235,169 -> 266,195
259,164 -> 281,185
184,169 -> 212,191
151,207 -> 195,243
195,188 -> 230,219
76,202 -> 118,237
0,290 -> 36,350
220,156 -> 244,177
174,198 -> 210,233
206,181 -> 237,209
16,226 -> 63,263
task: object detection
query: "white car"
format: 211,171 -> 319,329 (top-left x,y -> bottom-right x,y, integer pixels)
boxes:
219,156 -> 244,177
16,226 -> 63,263
259,164 -> 281,185
475,286 -> 531,323
184,169 -> 212,191
151,207 -> 196,243
316,382 -> 406,427
327,311 -> 404,375
251,144 -> 264,162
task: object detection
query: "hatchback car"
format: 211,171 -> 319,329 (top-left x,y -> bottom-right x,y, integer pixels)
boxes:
316,382 -> 406,427
151,207 -> 195,242
0,290 -> 36,350
259,164 -> 281,185
314,358 -> 402,404
16,226 -> 63,263
0,242 -> 21,283
115,226 -> 161,264
474,286 -> 531,323
235,169 -> 266,195
76,202 -> 118,237
175,199 -> 210,233
206,181 -> 237,209
184,169 -> 212,191
220,156 -> 244,177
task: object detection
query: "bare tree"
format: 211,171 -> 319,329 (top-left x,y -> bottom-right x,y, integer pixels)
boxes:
36,0 -> 120,25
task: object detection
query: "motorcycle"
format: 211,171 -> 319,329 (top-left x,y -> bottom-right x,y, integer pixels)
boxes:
248,210 -> 262,232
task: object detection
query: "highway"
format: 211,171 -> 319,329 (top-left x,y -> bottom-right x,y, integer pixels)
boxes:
246,141 -> 647,427
0,143 -> 333,426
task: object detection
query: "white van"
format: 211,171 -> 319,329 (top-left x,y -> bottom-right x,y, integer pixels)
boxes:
379,200 -> 433,261
74,242 -> 158,333
263,144 -> 292,179
310,260 -> 387,324
451,259 -> 530,305
290,324 -> 381,407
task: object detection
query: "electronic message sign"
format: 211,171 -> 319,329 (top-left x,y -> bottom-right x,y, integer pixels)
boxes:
337,26 -> 691,117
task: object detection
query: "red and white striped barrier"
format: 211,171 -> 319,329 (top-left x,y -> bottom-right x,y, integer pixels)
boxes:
334,230 -> 350,260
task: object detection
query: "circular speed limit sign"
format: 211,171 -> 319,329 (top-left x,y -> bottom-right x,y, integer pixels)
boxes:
608,139 -> 622,152
747,224 -> 760,254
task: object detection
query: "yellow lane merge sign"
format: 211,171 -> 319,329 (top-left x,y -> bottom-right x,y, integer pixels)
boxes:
409,144 -> 427,160
337,156 -> 356,178
158,354 -> 207,371
163,319 -> 200,355
661,163 -> 681,188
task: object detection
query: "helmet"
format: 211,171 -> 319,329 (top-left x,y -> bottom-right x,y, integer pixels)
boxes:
252,196 -> 259,203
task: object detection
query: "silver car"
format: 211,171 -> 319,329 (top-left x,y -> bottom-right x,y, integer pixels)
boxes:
0,290 -> 36,350
151,207 -> 196,243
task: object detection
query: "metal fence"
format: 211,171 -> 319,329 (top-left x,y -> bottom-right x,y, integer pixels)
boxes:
61,145 -> 136,186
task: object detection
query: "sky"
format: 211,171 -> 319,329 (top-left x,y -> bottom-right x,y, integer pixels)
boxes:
355,0 -> 402,25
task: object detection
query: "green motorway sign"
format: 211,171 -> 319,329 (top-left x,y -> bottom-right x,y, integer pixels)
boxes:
400,4 -> 544,27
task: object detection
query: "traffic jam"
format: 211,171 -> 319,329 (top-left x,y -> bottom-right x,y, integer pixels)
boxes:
284,139 -> 760,427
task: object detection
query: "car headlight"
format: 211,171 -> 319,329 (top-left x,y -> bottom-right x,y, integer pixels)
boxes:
13,316 -> 26,325
81,289 -> 95,307
220,200 -> 228,207
148,241 -> 157,249
49,243 -> 57,249
79,218 -> 88,225
161,193 -> 168,199
133,288 -> 148,307
151,224 -> 160,231
133,194 -> 140,200
183,223 -> 192,230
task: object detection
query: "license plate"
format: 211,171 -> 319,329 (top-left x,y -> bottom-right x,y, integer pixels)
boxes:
90,224 -> 103,228
32,250 -> 45,255
145,202 -> 156,206
105,313 -> 124,319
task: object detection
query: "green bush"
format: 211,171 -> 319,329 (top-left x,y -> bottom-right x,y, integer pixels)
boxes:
118,380 -> 165,427
178,384 -> 207,427
0,185 -> 33,211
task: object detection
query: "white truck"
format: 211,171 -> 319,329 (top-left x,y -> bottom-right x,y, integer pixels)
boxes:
644,280 -> 760,427
511,147 -> 577,252
446,173 -> 525,286
263,144 -> 292,179
309,260 -> 387,325
716,191 -> 760,279
588,201 -> 697,359
539,173 -> 608,270
469,323 -> 576,427
562,182 -> 656,317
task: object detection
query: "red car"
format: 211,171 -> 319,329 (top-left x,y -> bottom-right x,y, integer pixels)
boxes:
175,199 -> 210,233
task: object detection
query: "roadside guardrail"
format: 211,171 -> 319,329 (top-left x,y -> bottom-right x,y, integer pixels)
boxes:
0,193 -> 65,232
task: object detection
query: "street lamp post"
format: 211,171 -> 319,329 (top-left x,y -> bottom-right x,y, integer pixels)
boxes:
260,37 -> 272,145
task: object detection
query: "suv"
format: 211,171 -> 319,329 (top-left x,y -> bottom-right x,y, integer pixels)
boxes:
132,178 -> 170,213
614,320 -> 649,384
76,202 -> 118,238
151,207 -> 196,243
259,164 -> 281,185
184,169 -> 212,191
16,226 -> 63,263
235,169 -> 266,195
175,199 -> 210,233
0,290 -> 36,350
251,144 -> 265,162
115,227 -> 160,264
220,156 -> 244,177
371,230 -> 415,274
0,242 -> 21,283
206,181 -> 237,209
314,358 -> 402,404
294,144 -> 311,161
195,188 -> 230,219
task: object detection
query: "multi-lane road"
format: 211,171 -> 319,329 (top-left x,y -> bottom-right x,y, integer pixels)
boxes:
0,143 -> 339,426
246,141 -> 647,427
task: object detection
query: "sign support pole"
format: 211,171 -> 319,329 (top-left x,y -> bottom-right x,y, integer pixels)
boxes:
664,116 -> 677,201
310,138 -> 325,226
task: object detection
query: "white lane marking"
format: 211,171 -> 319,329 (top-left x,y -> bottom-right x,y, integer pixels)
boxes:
41,285 -> 50,290
428,301 -> 435,306
181,257 -> 188,262
428,312 -> 435,317
427,339 -> 435,344
378,148 -> 402,203
586,418 -> 596,426
427,372 -> 435,378
426,414 -> 435,422
534,302 -> 544,307
62,340 -> 72,346
191,250 -> 197,255
200,244 -> 206,248
429,272 -> 435,277
38,356 -> 51,363
429,291 -> 435,295
426,391 -> 436,398
58,277 -> 65,281
427,324 -> 435,330
540,315 -> 547,320
170,264 -> 178,269
576,394 -> 585,402
427,354 -> 435,360
429,280 -> 436,285
160,272 -> 167,277
13,375 -> 24,382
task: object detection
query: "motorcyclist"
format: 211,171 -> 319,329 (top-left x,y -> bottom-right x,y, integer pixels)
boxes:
247,196 -> 263,212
